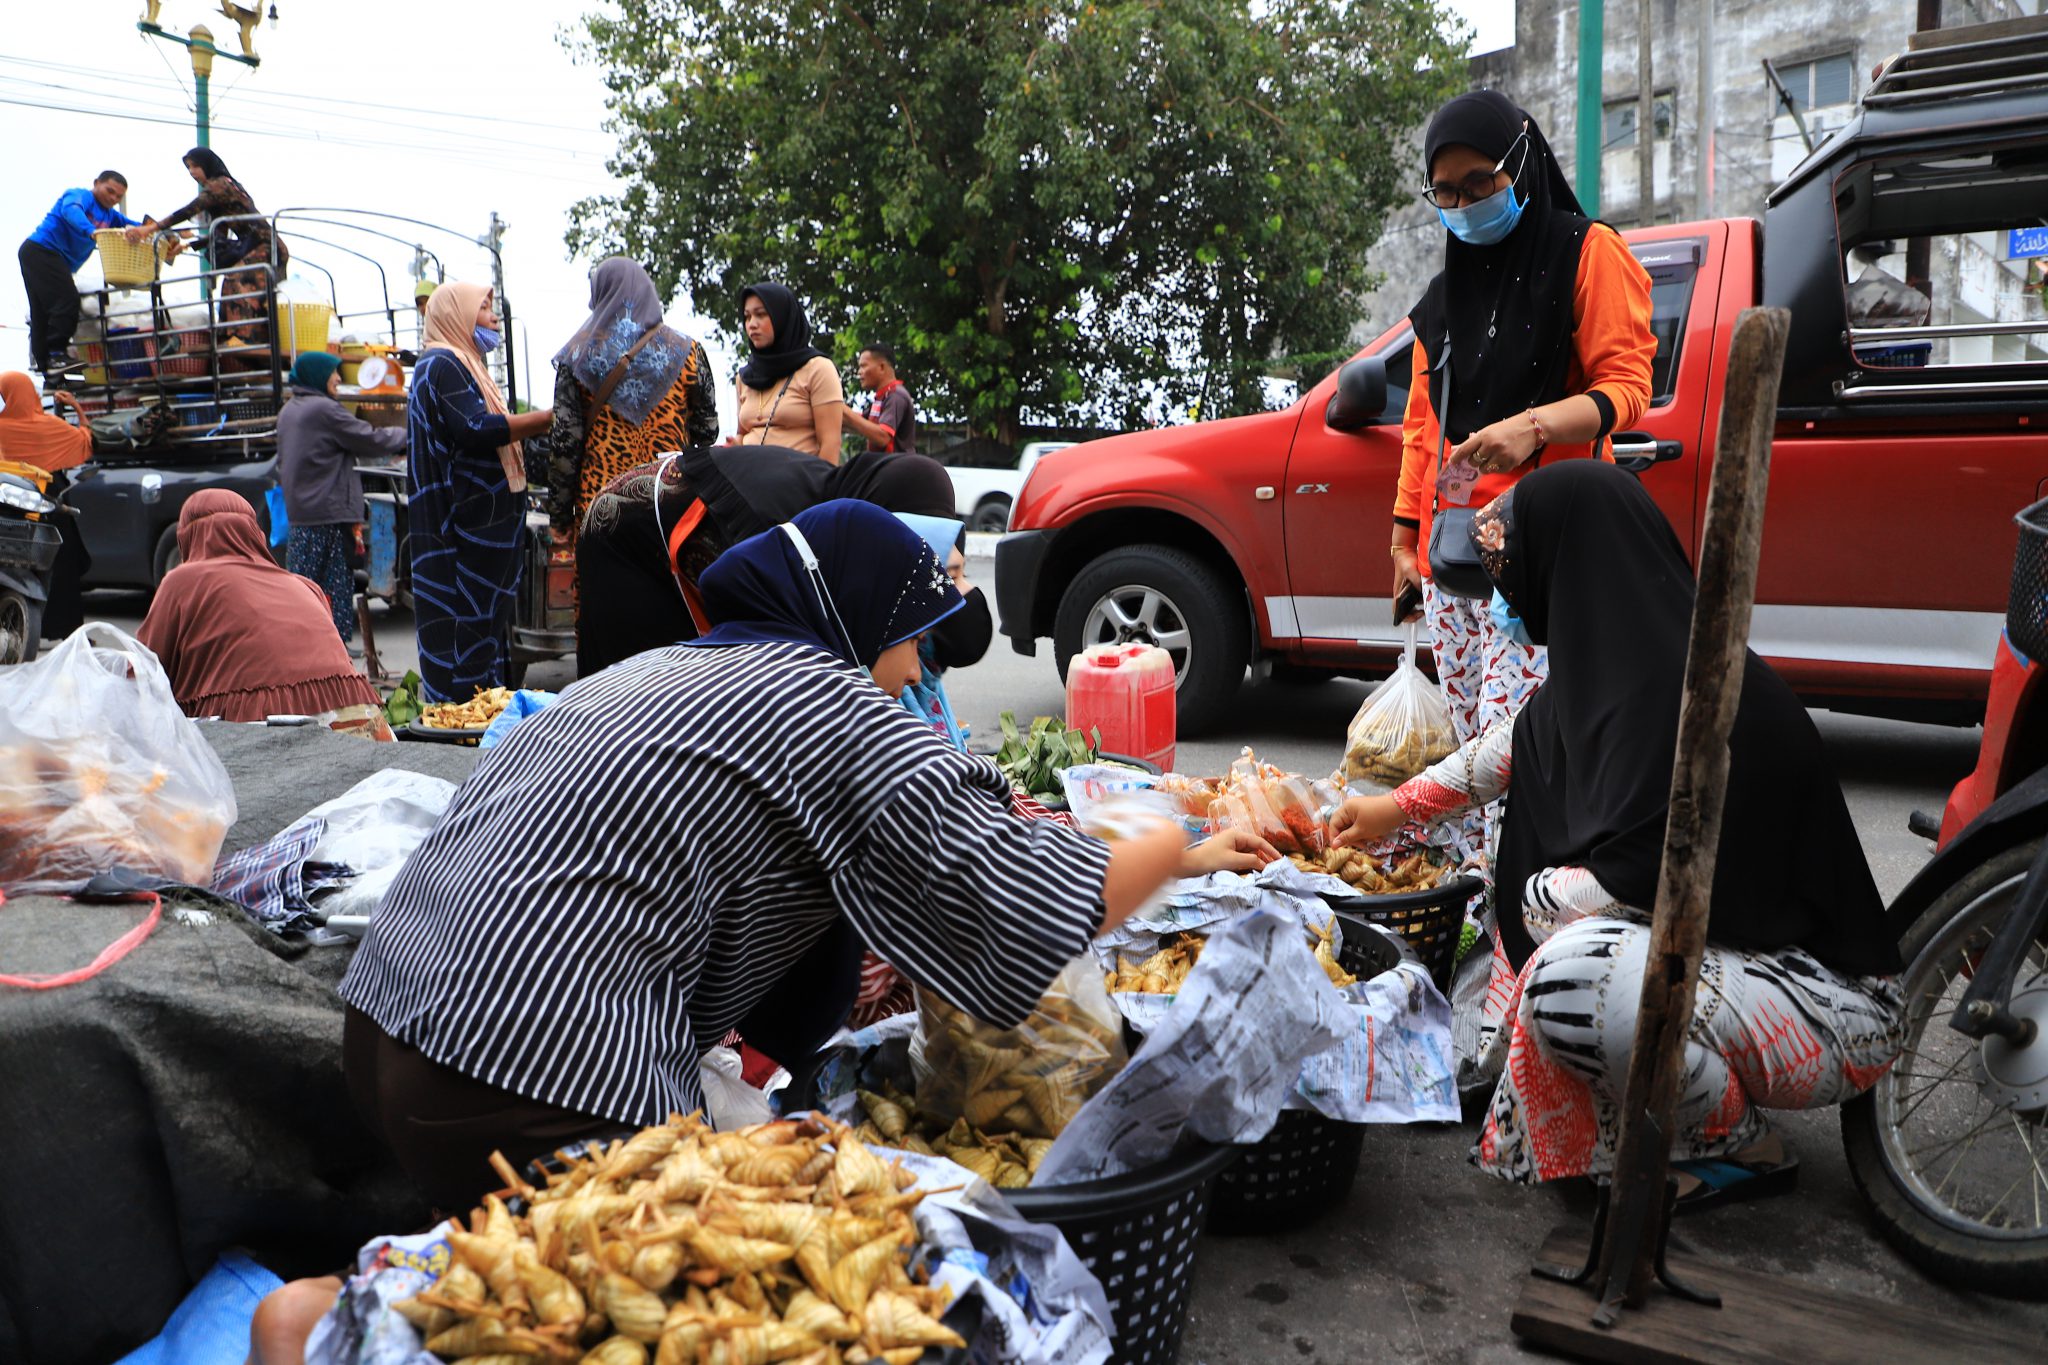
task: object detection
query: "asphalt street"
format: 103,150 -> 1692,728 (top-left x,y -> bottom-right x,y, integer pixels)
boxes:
84,549 -> 2048,1361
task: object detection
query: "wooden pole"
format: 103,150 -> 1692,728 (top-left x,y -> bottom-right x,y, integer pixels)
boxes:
1594,306 -> 1791,1306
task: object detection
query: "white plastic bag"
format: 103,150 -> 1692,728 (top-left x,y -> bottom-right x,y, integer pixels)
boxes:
304,769 -> 458,921
0,624 -> 237,892
699,1046 -> 779,1131
1342,621 -> 1458,788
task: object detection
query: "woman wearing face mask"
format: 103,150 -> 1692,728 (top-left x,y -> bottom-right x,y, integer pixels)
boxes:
407,281 -> 553,700
1337,464 -> 1903,1209
339,500 -> 1264,1206
893,513 -> 994,750
1390,91 -> 1656,762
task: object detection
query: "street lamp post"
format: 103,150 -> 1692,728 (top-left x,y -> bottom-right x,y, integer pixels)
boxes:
137,7 -> 264,148
137,9 -> 267,295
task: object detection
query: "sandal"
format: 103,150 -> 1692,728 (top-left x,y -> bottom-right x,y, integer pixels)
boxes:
1671,1153 -> 1800,1214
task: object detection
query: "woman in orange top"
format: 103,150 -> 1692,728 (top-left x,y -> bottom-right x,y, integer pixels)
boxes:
0,370 -> 94,642
1391,90 -> 1654,756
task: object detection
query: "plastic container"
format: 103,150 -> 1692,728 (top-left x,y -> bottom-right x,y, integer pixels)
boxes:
283,301 -> 335,359
155,328 -> 212,378
1205,920 -> 1406,1234
1853,340 -> 1933,369
2008,497 -> 2048,665
1066,642 -> 1176,773
93,228 -> 170,287
105,327 -> 156,381
1006,1145 -> 1238,1365
1329,873 -> 1482,995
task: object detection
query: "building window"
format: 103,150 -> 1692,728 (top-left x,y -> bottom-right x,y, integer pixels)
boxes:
1603,92 -> 1675,151
1775,52 -> 1857,112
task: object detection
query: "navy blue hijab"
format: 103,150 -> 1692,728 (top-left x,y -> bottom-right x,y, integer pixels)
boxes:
689,499 -> 964,669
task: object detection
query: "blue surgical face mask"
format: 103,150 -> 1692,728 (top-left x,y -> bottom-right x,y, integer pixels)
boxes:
1488,588 -> 1533,649
472,325 -> 502,353
1437,182 -> 1525,246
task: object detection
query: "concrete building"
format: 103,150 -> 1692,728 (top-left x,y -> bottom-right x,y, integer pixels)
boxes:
1357,0 -> 2043,352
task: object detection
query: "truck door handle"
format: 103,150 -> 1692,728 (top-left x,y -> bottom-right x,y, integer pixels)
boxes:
1611,432 -> 1683,475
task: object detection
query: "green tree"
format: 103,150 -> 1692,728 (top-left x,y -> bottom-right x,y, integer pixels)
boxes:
565,0 -> 1464,442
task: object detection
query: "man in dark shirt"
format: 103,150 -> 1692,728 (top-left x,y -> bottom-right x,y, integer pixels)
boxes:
841,342 -> 918,454
19,172 -> 138,376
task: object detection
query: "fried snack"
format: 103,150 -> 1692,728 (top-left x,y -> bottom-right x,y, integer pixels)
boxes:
1103,932 -> 1205,996
398,1113 -> 963,1364
1287,846 -> 1450,894
913,965 -> 1126,1140
418,686 -> 518,731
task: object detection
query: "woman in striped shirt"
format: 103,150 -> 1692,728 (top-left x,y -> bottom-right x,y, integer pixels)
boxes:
340,500 -> 1268,1205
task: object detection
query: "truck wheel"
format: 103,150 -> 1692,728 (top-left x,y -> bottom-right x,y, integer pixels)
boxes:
0,591 -> 42,665
970,496 -> 1011,534
152,523 -> 182,587
1054,544 -> 1249,735
1841,837 -> 2048,1299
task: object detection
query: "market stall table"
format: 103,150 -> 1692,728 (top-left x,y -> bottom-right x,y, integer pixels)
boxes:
0,726 -> 479,1365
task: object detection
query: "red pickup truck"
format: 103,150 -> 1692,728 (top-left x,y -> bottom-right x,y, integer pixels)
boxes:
996,35 -> 2048,731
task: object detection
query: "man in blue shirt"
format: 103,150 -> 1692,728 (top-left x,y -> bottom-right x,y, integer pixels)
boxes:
19,172 -> 136,375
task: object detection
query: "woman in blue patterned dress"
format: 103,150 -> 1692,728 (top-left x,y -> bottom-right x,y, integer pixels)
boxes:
406,281 -> 552,700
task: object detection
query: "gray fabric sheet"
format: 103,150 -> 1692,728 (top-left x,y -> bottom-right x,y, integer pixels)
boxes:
0,728 -> 479,1365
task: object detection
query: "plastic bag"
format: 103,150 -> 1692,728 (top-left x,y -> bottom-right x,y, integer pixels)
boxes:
1342,622 -> 1457,788
0,624 -> 237,893
699,1046 -> 779,1130
912,958 -> 1129,1140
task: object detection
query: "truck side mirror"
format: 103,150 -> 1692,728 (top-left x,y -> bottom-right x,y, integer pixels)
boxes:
1325,356 -> 1389,432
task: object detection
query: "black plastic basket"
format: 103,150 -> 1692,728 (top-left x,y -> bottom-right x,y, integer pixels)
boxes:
0,519 -> 61,574
2006,497 -> 2048,664
1324,874 -> 1480,995
1005,1144 -> 1238,1365
1204,921 -> 1408,1235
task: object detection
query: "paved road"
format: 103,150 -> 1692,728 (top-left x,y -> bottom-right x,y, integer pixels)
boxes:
86,553 -> 2048,1359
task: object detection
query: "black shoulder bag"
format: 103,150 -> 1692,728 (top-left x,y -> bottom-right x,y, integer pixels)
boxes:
1425,340 -> 1493,599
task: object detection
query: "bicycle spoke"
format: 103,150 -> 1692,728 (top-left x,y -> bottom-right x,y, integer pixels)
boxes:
2013,1110 -> 2048,1230
1891,1045 -> 1974,1127
1907,1107 -> 2003,1164
1935,1115 -> 1992,1203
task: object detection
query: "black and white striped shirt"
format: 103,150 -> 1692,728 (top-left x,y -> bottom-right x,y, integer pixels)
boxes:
338,642 -> 1110,1126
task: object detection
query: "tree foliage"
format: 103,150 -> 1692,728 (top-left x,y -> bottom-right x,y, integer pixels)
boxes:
565,0 -> 1464,440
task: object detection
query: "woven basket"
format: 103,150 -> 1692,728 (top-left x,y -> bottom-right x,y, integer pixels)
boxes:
93,229 -> 171,287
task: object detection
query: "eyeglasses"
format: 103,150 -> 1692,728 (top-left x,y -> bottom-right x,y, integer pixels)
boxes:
1421,127 -> 1531,209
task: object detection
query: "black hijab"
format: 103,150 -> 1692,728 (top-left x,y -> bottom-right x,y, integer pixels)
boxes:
736,282 -> 825,390
183,146 -> 234,183
1408,91 -> 1592,444
1484,462 -> 1899,978
679,446 -> 956,544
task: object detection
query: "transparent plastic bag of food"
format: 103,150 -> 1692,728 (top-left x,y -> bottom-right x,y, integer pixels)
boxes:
911,957 -> 1129,1140
1342,621 -> 1458,788
0,623 -> 237,892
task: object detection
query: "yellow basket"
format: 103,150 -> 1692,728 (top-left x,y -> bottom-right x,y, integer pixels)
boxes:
285,301 -> 336,358
93,229 -> 172,287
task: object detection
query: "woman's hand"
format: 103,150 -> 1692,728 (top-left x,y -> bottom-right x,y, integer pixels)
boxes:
123,225 -> 149,244
1449,412 -> 1543,476
1329,794 -> 1408,849
1391,546 -> 1423,616
1179,828 -> 1280,877
161,236 -> 186,261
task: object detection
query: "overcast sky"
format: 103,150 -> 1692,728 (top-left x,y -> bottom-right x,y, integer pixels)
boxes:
2,1 -> 1513,427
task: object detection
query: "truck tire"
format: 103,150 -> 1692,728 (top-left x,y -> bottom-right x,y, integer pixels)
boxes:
970,496 -> 1011,534
1054,544 -> 1249,735
152,523 -> 182,587
1840,837 -> 2048,1300
0,590 -> 42,665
